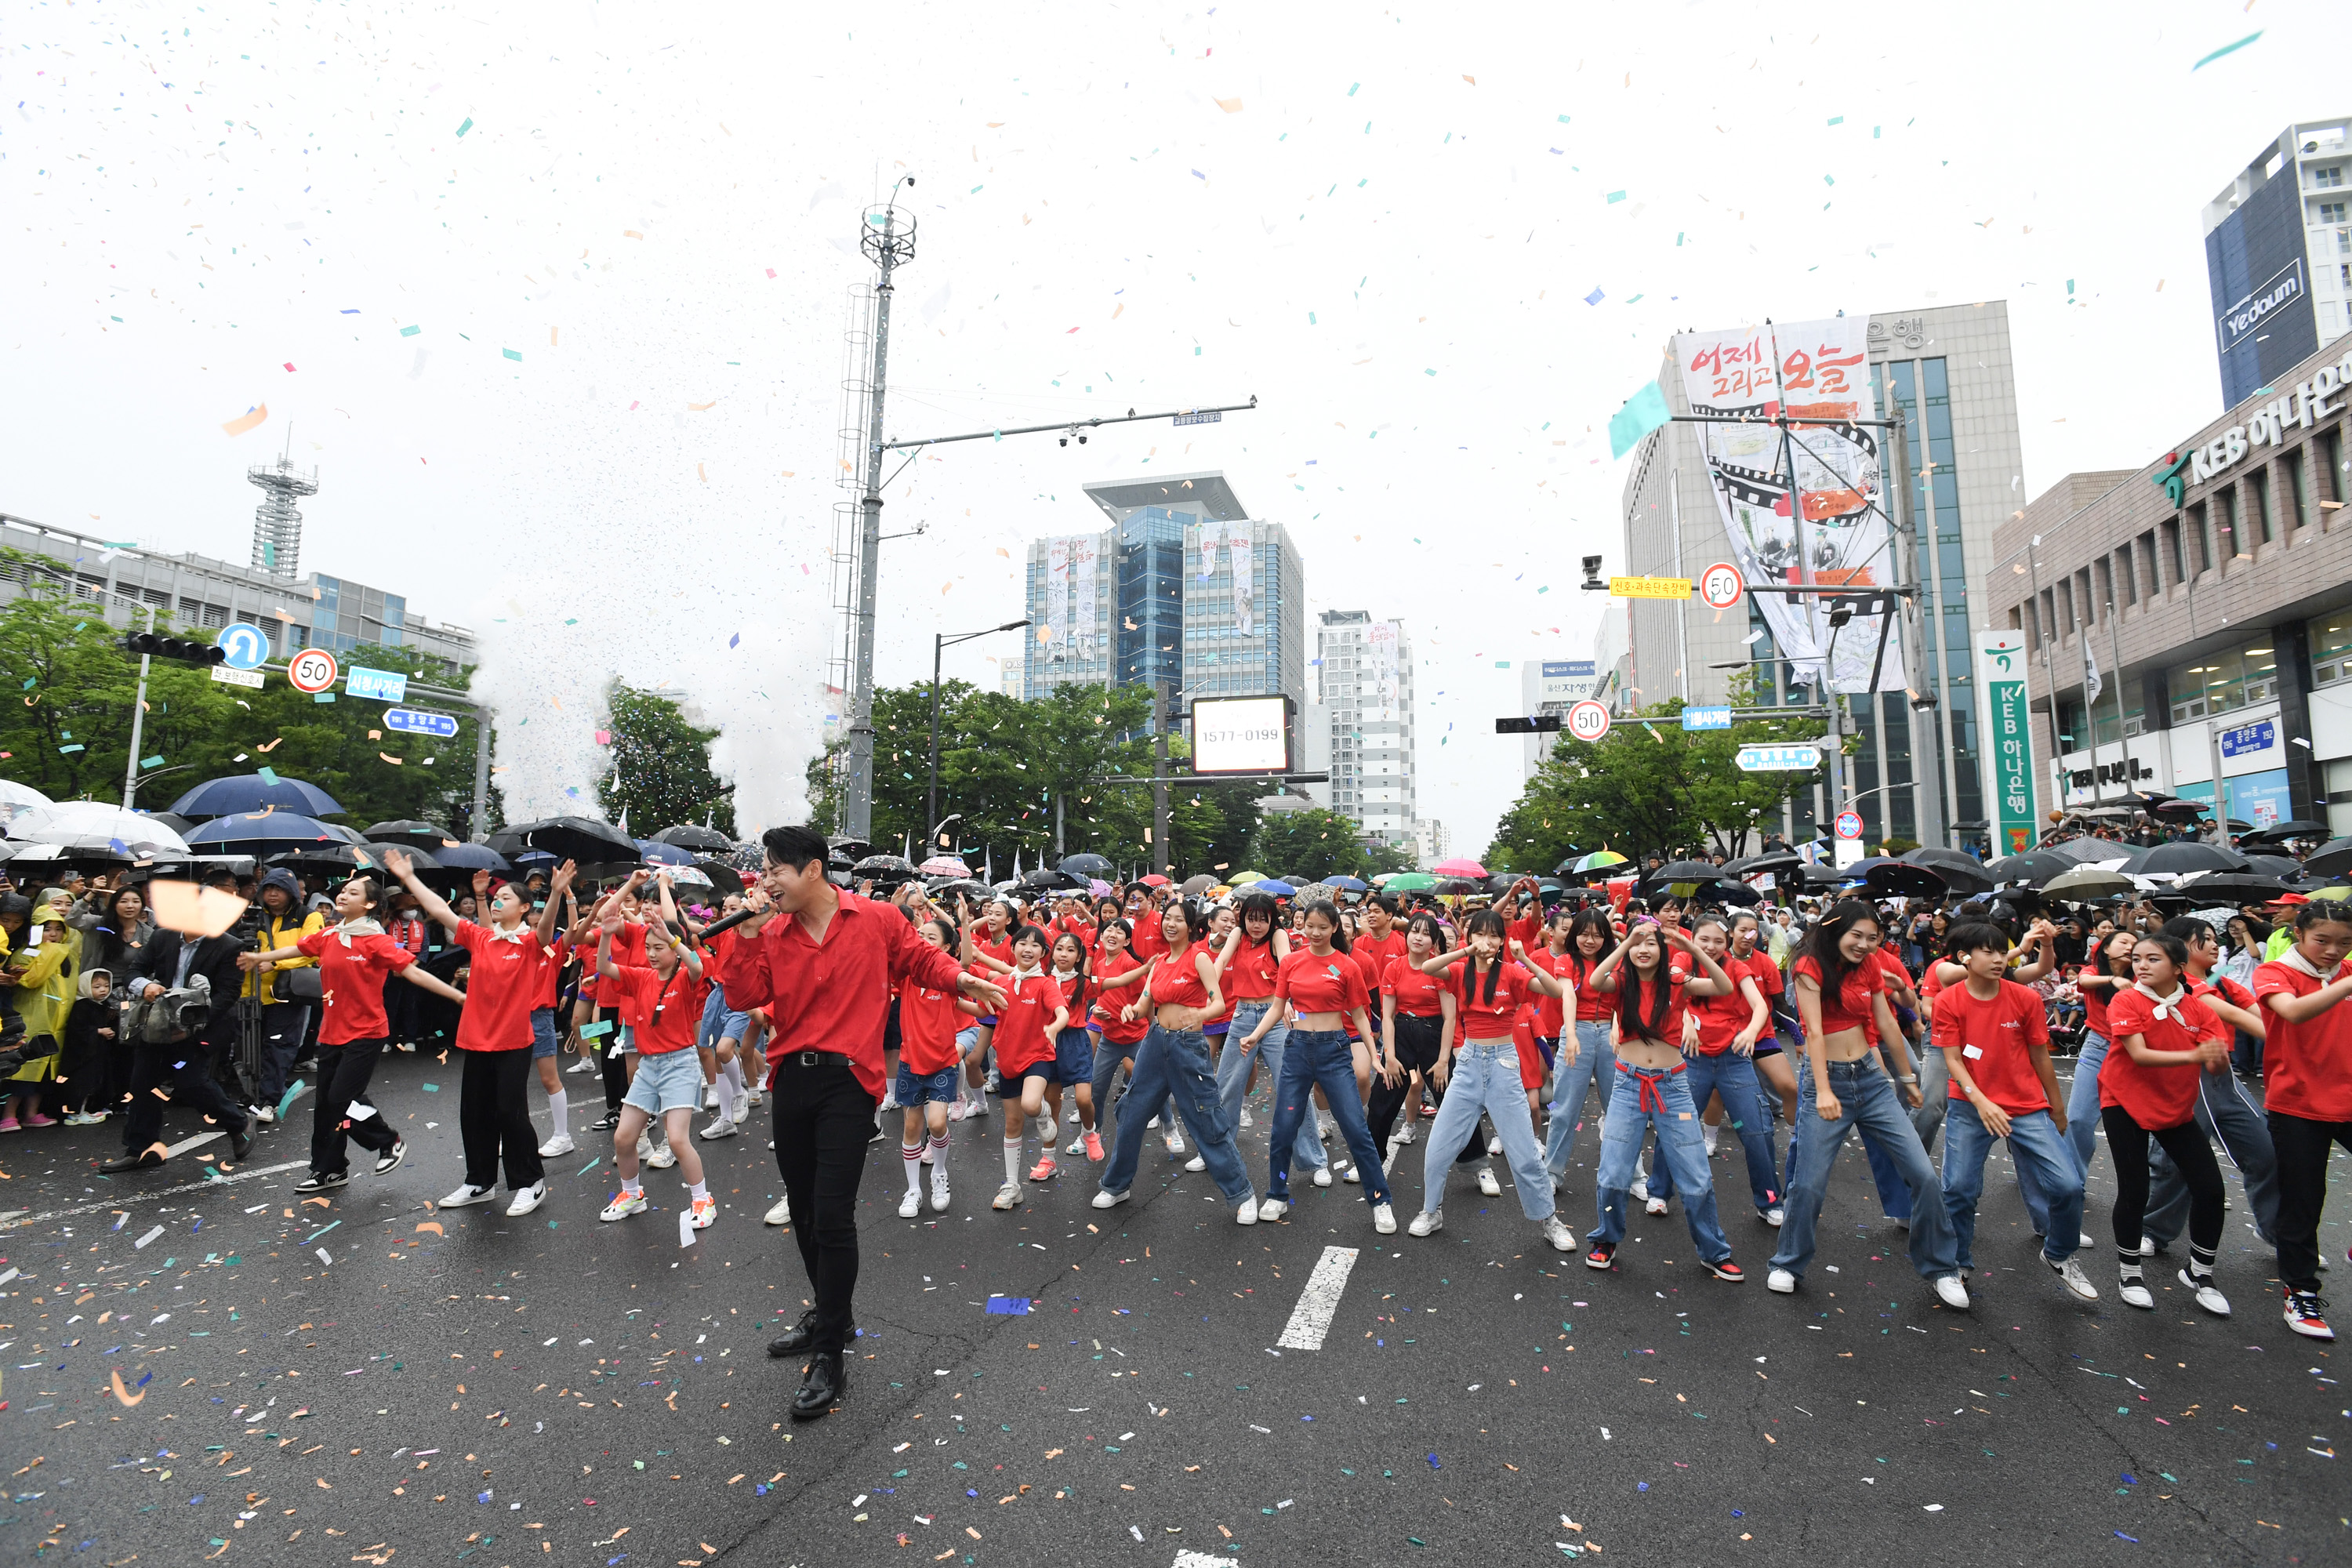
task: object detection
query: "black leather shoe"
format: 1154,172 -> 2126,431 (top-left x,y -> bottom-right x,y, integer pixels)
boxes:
767,1308 -> 821,1358
99,1149 -> 164,1174
227,1117 -> 255,1163
790,1352 -> 846,1421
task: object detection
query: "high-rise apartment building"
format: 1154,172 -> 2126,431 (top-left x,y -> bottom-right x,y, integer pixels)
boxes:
1620,302 -> 2024,848
2203,118 -> 2352,408
1516,657 -> 1602,782
1313,609 -> 1417,848
1020,472 -> 1306,745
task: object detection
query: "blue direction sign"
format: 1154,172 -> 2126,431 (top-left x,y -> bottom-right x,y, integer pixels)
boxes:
384,706 -> 459,739
346,665 -> 409,702
214,622 -> 271,671
1681,706 -> 1733,731
1735,743 -> 1824,772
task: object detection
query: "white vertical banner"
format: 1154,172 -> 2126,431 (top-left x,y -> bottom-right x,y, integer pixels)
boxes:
1069,533 -> 1098,658
1228,520 -> 1255,638
1366,620 -> 1400,722
1673,318 -> 1904,694
1044,536 -> 1070,665
1197,517 -> 1222,581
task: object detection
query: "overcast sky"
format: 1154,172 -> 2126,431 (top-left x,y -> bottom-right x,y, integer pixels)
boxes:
3,0 -> 2338,848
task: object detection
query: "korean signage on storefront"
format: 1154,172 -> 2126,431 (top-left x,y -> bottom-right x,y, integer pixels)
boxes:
2150,351 -> 2351,503
1975,630 -> 2038,854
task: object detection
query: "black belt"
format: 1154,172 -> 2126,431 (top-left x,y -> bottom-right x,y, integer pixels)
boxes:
783,1049 -> 857,1070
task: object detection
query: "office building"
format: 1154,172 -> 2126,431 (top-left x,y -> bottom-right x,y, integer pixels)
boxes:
0,510 -> 477,673
1410,817 -> 1449,869
1517,655 -> 1602,782
1984,332 -> 2352,836
1312,609 -> 1417,848
1620,301 -> 2024,848
2202,117 -> 2352,409
1020,471 -> 1307,748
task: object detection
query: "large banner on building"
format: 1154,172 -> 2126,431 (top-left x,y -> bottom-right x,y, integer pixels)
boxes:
1975,630 -> 2039,854
1672,318 -> 1904,695
1366,620 -> 1401,722
1228,521 -> 1254,638
1042,534 -> 1099,667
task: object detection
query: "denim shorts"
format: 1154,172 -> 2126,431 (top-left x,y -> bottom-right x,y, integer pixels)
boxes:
895,1064 -> 963,1106
622,1047 -> 706,1116
530,1007 -> 559,1058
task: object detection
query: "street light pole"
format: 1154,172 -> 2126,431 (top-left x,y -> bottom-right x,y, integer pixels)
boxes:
927,619 -> 1032,848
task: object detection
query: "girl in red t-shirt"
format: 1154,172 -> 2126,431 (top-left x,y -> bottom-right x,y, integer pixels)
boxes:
2252,898 -> 2352,1339
2063,929 -> 2139,1171
1213,892 -> 1298,1170
988,925 -> 1069,1210
1369,913 -> 1457,1155
894,915 -> 983,1216
2101,933 -> 2234,1316
1024,931 -> 1100,1184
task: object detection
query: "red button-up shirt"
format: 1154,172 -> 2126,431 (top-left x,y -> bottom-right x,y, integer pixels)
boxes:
714,891 -> 968,1102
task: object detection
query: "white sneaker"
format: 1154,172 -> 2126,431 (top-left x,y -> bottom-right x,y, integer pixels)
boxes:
2139,1236 -> 2158,1257
699,1116 -> 739,1141
992,1181 -> 1023,1210
1486,1135 -> 1502,1156
1408,1208 -> 1443,1237
1258,1196 -> 1290,1222
538,1133 -> 577,1158
704,1086 -> 721,1111
599,1189 -> 648,1223
1234,1196 -> 1259,1225
636,1132 -> 655,1160
1163,1127 -> 1186,1156
2078,1231 -> 2096,1250
2050,1254 -> 2100,1302
1066,1105 -> 1080,1124
1068,1135 -> 1090,1157
645,1143 -> 677,1170
1542,1216 -> 1576,1252
252,1104 -> 277,1126
1185,1154 -> 1207,1173
2118,1274 -> 2155,1310
1313,1167 -> 1334,1189
1762,1207 -> 1786,1228
1091,1188 -> 1130,1210
438,1183 -> 495,1208
1629,1176 -> 1650,1203
505,1181 -> 547,1218
1645,1196 -> 1669,1217
1933,1274 -> 1971,1310
1477,1167 -> 1501,1197
1373,1203 -> 1397,1235
1768,1268 -> 1798,1294
1393,1122 -> 1414,1145
930,1179 -> 952,1214
764,1196 -> 793,1225
2179,1269 -> 2230,1317
1342,1163 -> 1362,1185
949,1098 -> 975,1123
1239,1108 -> 1254,1128
878,1094 -> 899,1112
567,1055 -> 597,1074
898,1188 -> 924,1218
1702,1124 -> 1720,1156
1146,1116 -> 1161,1129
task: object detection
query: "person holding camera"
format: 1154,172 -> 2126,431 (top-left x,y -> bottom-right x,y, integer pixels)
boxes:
242,869 -> 325,1127
100,896 -> 255,1173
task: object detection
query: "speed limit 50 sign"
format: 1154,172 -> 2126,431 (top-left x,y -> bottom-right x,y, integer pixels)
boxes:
287,648 -> 339,695
1698,561 -> 1745,611
1566,699 -> 1613,743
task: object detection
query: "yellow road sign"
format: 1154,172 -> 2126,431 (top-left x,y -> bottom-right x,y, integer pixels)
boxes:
1609,575 -> 1694,601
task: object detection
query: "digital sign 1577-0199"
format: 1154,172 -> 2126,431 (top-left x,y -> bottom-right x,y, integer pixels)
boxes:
1189,694 -> 1292,775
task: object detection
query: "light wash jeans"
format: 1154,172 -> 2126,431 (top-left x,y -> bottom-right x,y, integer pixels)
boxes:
1217,999 -> 1324,1172
1267,1029 -> 1392,1207
1542,1019 -> 1618,1181
2063,1030 -> 2110,1171
1940,1098 -> 2084,1268
1097,1025 -> 1253,1208
1650,1049 -> 1782,1214
1417,1040 -> 1554,1222
1589,1062 -> 1731,1263
1770,1058 -> 1960,1283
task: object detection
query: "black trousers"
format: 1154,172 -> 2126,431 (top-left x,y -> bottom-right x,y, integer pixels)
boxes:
1365,1014 -> 1483,1163
53,1033 -> 106,1116
311,1036 -> 400,1175
771,1055 -> 875,1357
2101,1105 -> 2222,1259
2270,1109 -> 2352,1294
122,1036 -> 248,1156
597,1008 -> 629,1112
460,1048 -> 546,1192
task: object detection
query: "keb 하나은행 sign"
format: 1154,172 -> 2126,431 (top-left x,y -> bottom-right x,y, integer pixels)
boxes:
1975,630 -> 2038,854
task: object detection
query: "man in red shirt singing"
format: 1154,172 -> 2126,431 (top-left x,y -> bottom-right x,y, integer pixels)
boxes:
720,826 -> 1007,1421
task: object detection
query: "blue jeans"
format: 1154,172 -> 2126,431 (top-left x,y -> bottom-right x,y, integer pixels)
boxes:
1590,1062 -> 1731,1262
1268,1029 -> 1392,1206
1420,1040 -> 1554,1222
1217,999 -> 1323,1171
1770,1058 -> 1959,1283
1097,1025 -> 1253,1207
2063,1030 -> 2110,1171
1941,1098 -> 2085,1268
2142,1064 -> 2279,1248
1650,1050 -> 1781,1213
1543,1019 -> 1618,1181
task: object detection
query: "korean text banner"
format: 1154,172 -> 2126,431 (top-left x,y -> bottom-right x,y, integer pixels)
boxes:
1671,318 -> 1905,695
1974,630 -> 2039,854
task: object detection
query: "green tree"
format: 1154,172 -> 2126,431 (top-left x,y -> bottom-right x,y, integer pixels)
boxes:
1364,840 -> 1420,877
1486,676 -> 1825,872
1251,808 -> 1375,883
597,684 -> 736,837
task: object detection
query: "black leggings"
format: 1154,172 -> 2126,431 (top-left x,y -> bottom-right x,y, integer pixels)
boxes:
1366,1014 -> 1483,1163
2102,1105 -> 2223,1262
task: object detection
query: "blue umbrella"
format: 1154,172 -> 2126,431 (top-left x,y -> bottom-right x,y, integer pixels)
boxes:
1325,875 -> 1370,892
1254,880 -> 1297,897
637,839 -> 699,867
427,842 -> 511,872
169,772 -> 344,821
183,811 -> 346,853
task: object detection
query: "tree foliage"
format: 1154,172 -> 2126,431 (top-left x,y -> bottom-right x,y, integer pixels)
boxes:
0,567 -> 499,835
597,684 -> 736,838
1486,676 -> 1825,872
1250,807 -> 1386,884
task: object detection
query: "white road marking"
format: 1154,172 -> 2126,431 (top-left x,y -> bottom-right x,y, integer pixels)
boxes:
0,1160 -> 308,1231
162,1131 -> 225,1159
1274,1244 -> 1359,1351
1173,1552 -> 1240,1568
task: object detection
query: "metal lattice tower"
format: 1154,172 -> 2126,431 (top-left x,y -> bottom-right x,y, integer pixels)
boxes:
248,434 -> 318,580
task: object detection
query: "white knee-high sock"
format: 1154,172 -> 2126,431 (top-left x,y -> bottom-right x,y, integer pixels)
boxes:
1002,1135 -> 1023,1186
723,1058 -> 749,1098
546,1088 -> 568,1133
713,1071 -> 739,1124
902,1141 -> 924,1193
928,1131 -> 950,1181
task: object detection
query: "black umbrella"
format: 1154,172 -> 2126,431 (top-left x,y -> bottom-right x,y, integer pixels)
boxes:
1861,862 -> 1947,899
2127,841 -> 2250,878
1986,850 -> 2073,887
2243,852 -> 2307,881
827,837 -> 877,866
853,854 -> 921,885
1720,851 -> 1802,879
652,823 -> 735,852
1022,868 -> 1089,893
1057,852 -> 1116,880
1901,846 -> 1995,896
2149,798 -> 2212,822
2174,872 -> 2294,905
1646,858 -> 1724,884
1843,855 -> 1903,877
2049,837 -> 2133,864
268,842 -> 401,876
434,842 -> 513,872
498,815 -> 638,866
364,818 -> 459,851
2296,836 -> 2352,881
1434,877 -> 1483,896
925,877 -> 992,905
694,858 -> 750,891
2239,819 -> 2331,844
1704,881 -> 1762,907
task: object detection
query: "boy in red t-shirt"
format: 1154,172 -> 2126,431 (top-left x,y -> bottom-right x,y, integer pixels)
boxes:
1933,922 -> 2093,1303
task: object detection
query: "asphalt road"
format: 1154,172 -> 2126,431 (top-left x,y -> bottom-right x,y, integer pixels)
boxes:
1,1051 -> 2344,1567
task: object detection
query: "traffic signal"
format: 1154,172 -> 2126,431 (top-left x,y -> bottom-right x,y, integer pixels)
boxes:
125,632 -> 227,666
